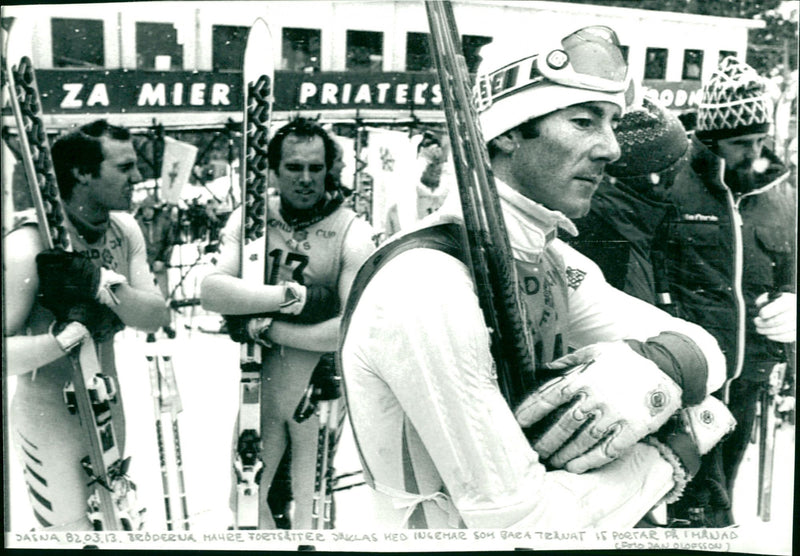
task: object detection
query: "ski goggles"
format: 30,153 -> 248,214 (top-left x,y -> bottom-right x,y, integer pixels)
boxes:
475,25 -> 630,111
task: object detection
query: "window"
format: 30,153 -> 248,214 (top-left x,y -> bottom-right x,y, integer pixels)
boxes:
619,45 -> 629,62
406,32 -> 432,71
462,35 -> 492,73
136,22 -> 184,70
212,25 -> 248,71
644,47 -> 668,79
719,50 -> 737,63
282,28 -> 321,72
51,18 -> 104,68
682,49 -> 703,80
346,30 -> 383,71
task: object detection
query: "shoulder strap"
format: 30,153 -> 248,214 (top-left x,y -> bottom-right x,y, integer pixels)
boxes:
340,222 -> 465,344
336,222 -> 465,491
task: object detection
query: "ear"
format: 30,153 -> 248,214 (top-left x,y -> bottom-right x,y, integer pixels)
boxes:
491,131 -> 519,155
70,166 -> 91,185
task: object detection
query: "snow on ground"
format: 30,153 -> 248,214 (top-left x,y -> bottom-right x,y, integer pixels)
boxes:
5,242 -> 795,554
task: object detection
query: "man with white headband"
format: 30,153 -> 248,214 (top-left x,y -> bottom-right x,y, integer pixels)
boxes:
339,26 -> 734,529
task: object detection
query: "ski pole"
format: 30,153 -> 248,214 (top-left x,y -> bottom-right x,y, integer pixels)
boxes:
147,354 -> 174,529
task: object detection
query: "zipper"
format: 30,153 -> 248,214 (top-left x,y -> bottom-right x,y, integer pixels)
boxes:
722,191 -> 746,403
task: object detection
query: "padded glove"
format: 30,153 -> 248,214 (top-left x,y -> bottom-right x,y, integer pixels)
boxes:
294,353 -> 341,422
56,302 -> 125,344
37,249 -> 127,309
223,313 -> 272,346
515,341 -> 682,473
754,292 -> 796,344
37,249 -> 101,311
276,283 -> 339,324
653,395 -> 736,477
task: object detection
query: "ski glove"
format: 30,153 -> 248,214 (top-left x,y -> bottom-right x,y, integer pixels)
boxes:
515,341 -> 682,474
36,249 -> 127,310
294,352 -> 341,423
276,283 -> 340,325
37,249 -> 101,310
56,302 -> 125,344
223,313 -> 271,345
754,292 -> 796,344
645,395 -> 735,503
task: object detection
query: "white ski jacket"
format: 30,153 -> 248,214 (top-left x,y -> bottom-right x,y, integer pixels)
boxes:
340,179 -> 726,529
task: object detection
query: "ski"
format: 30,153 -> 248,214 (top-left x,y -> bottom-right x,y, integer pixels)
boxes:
234,17 -> 274,530
424,0 -> 537,407
2,24 -> 143,530
146,349 -> 190,530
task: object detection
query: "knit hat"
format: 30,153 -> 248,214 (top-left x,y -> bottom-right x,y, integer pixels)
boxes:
695,57 -> 772,141
607,97 -> 689,187
475,26 -> 631,141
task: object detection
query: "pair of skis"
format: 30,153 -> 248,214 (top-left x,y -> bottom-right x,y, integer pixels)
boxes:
146,349 -> 190,530
233,18 -> 272,530
232,19 -> 343,530
2,25 -> 144,530
424,0 -> 537,408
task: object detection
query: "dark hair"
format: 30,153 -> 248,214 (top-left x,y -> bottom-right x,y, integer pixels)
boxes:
51,119 -> 131,200
417,130 -> 441,154
487,116 -> 542,159
267,117 -> 336,173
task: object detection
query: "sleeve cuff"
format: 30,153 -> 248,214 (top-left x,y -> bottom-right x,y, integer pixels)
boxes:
625,331 -> 708,406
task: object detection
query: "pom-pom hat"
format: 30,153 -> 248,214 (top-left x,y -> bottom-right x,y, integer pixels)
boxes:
695,57 -> 772,141
607,97 -> 689,187
475,25 -> 632,141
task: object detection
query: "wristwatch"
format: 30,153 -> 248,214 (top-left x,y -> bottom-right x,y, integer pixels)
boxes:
51,321 -> 91,353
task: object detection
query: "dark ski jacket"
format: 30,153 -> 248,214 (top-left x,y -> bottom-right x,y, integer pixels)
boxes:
570,178 -> 674,306
658,134 -> 795,383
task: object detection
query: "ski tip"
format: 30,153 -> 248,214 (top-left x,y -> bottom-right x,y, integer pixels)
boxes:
3,16 -> 35,66
249,17 -> 272,39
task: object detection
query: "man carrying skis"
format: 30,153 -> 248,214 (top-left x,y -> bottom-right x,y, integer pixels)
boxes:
339,25 -> 736,529
201,118 -> 375,529
5,119 -> 171,530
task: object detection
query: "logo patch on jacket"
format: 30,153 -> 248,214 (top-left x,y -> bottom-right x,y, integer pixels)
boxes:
566,267 -> 587,290
682,213 -> 719,222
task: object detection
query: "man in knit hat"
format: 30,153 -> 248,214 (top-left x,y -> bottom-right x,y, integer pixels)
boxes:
338,25 -> 735,529
659,56 -> 796,527
570,97 -> 689,305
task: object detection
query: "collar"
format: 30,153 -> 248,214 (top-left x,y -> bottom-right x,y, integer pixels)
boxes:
64,204 -> 110,244
495,179 -> 579,239
495,179 -> 578,264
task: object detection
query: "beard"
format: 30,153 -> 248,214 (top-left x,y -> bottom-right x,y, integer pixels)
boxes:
724,165 -> 757,194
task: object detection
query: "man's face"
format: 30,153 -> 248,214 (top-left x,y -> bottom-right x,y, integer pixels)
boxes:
510,101 -> 622,219
276,134 -> 327,211
419,143 -> 445,188
89,136 -> 141,211
716,132 -> 768,172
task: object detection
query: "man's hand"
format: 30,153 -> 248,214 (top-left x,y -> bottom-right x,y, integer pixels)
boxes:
59,302 -> 125,344
36,249 -> 101,310
652,395 -> 736,478
277,283 -> 339,324
37,249 -> 126,309
754,292 -> 796,343
294,353 -> 340,423
514,342 -> 682,473
223,314 -> 272,346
